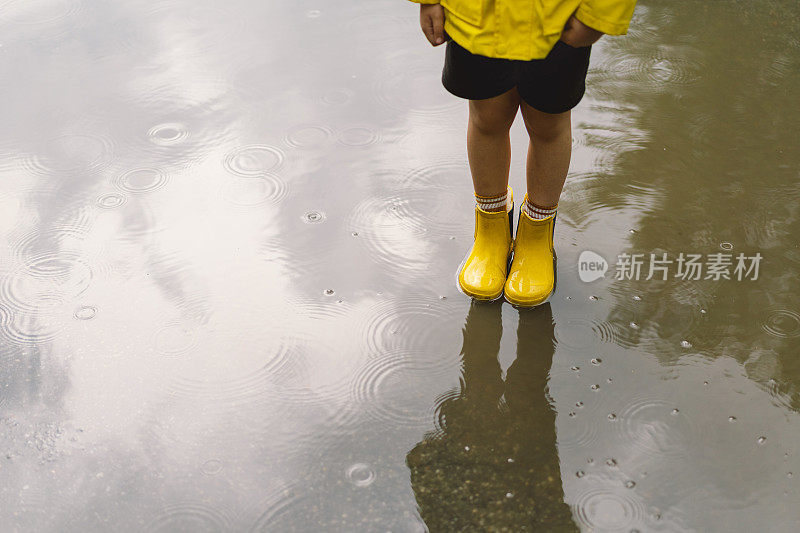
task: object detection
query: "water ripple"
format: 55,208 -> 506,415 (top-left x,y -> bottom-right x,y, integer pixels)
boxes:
146,307 -> 306,408
373,56 -> 461,115
348,192 -> 430,272
147,122 -> 189,146
200,459 -> 223,476
347,162 -> 471,273
356,297 -> 457,357
616,397 -> 701,458
222,175 -> 288,207
554,317 -> 625,350
0,307 -> 60,345
345,463 -> 376,487
249,487 -> 307,532
593,50 -> 703,89
285,295 -> 352,323
302,211 -> 326,224
571,486 -> 647,531
399,164 -> 473,233
336,126 -> 380,147
0,0 -> 80,26
283,124 -> 333,149
268,377 -> 357,432
7,221 -> 94,265
431,387 -> 461,438
20,133 -> 114,176
96,192 -> 127,209
350,350 -> 457,428
73,304 -> 97,320
557,409 -> 601,451
113,168 -> 169,194
125,80 -> 240,166
223,144 -> 285,176
0,252 -> 92,313
650,300 -> 708,348
146,502 -> 233,533
153,321 -> 200,357
610,284 -> 725,353
154,344 -> 296,408
761,309 -> 800,338
0,304 -> 10,330
319,88 -> 353,107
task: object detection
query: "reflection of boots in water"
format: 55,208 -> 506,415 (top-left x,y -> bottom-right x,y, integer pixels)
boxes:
406,301 -> 577,532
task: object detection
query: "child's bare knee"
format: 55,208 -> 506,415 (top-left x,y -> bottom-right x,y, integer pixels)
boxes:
469,103 -> 516,135
523,110 -> 570,141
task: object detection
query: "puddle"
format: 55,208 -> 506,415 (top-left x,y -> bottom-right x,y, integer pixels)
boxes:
1,0 -> 799,531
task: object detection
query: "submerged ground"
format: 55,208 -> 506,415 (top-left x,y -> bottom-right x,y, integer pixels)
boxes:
1,0 -> 799,531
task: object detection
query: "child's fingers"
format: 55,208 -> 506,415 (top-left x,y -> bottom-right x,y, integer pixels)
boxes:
420,14 -> 434,45
559,28 -> 573,46
422,18 -> 436,45
563,26 -> 602,47
432,25 -> 444,45
426,21 -> 444,46
431,11 -> 445,45
561,15 -> 603,47
420,7 -> 445,46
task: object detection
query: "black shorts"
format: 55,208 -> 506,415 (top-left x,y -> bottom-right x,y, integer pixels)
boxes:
442,37 -> 591,114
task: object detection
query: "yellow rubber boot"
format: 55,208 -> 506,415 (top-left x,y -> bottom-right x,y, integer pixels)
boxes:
457,188 -> 514,301
504,199 -> 556,307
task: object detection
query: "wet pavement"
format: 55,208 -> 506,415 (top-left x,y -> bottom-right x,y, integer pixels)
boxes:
1,0 -> 799,531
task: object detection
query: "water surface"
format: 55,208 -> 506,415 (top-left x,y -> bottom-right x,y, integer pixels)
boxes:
1,0 -> 799,531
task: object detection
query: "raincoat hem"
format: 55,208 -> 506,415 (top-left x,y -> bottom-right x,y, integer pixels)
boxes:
575,5 -> 629,35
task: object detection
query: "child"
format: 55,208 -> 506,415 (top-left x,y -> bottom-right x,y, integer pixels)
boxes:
409,0 -> 636,306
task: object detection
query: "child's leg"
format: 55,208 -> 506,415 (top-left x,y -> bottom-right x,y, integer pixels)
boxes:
502,101 -> 569,307
467,87 -> 521,208
518,102 -> 572,208
456,88 -> 519,301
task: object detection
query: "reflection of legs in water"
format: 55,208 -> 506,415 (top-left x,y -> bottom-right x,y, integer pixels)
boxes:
457,300 -> 504,422
407,301 -> 577,531
407,301 -> 506,532
506,304 -> 577,531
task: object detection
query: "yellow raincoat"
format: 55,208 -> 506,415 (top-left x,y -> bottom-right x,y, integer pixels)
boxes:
409,0 -> 637,60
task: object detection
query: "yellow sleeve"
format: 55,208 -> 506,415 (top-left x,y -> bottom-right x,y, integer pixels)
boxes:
575,0 -> 637,35
408,0 -> 441,4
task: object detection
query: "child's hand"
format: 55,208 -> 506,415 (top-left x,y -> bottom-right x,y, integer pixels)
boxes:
420,4 -> 446,46
560,15 -> 604,47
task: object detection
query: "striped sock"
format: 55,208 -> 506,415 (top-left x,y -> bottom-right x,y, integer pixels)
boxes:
522,196 -> 557,220
476,188 -> 510,212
